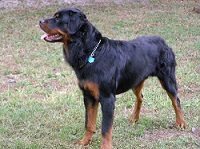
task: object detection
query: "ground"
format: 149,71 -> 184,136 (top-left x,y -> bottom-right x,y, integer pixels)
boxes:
0,0 -> 149,9
0,0 -> 200,148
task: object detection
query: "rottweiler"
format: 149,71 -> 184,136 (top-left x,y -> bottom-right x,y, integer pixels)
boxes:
39,8 -> 186,149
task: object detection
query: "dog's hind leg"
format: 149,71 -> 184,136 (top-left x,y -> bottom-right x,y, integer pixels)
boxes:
156,45 -> 186,128
158,76 -> 186,129
129,80 -> 145,124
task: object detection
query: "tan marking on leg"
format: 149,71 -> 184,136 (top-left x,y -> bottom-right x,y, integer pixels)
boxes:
129,81 -> 145,123
79,102 -> 99,146
101,127 -> 112,149
167,93 -> 186,129
159,80 -> 186,129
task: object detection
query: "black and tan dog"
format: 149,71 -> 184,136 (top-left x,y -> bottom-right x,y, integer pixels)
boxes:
39,8 -> 186,149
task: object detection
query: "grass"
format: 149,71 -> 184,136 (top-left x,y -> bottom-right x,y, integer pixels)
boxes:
0,0 -> 200,148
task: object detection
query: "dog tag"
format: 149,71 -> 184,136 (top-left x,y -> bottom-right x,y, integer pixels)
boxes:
88,56 -> 95,63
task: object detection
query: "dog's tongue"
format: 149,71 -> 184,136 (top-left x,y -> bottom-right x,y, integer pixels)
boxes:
41,34 -> 48,40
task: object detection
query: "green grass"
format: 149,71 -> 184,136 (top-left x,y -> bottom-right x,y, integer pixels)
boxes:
0,1 -> 200,148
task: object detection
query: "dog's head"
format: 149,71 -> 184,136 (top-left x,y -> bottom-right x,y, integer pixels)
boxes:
39,8 -> 87,43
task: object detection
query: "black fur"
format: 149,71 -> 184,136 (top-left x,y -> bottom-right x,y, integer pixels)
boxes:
39,8 -> 185,148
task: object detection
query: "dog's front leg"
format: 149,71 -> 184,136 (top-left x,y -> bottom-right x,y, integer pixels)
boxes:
79,95 -> 99,146
100,94 -> 115,149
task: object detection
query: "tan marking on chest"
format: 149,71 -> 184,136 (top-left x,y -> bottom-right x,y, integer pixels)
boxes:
79,81 -> 99,100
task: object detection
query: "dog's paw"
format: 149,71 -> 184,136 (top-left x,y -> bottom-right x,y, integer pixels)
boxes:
76,139 -> 91,147
176,120 -> 187,130
128,116 -> 139,125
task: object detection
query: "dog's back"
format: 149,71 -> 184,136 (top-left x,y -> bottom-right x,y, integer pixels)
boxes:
102,36 -> 176,94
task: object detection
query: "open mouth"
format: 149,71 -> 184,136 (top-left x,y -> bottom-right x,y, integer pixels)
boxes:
41,33 -> 63,42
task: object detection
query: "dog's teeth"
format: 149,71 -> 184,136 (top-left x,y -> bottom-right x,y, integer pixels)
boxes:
41,34 -> 47,40
41,33 -> 62,41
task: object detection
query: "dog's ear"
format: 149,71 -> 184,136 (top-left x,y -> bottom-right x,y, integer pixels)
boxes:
67,10 -> 87,35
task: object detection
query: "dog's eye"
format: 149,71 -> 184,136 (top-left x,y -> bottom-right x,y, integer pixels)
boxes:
55,14 -> 60,21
